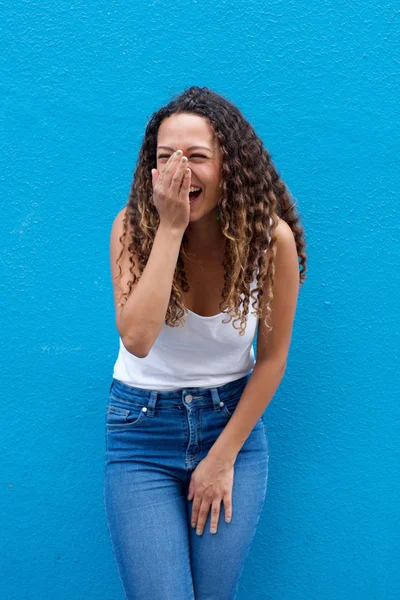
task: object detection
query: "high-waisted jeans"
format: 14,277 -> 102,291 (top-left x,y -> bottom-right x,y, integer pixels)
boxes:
103,373 -> 270,600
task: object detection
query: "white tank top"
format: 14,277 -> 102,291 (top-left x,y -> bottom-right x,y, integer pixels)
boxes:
112,217 -> 276,391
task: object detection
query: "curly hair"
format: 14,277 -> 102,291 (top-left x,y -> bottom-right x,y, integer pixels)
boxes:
115,86 -> 307,336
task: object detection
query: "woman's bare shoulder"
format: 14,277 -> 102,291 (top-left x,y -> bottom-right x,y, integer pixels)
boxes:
110,206 -> 140,296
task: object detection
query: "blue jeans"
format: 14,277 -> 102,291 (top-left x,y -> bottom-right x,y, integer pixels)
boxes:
103,373 -> 269,600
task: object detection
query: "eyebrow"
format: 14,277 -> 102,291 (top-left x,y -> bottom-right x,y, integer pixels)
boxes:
157,145 -> 212,152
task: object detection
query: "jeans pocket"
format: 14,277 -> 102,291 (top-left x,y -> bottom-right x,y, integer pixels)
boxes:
106,401 -> 147,430
221,399 -> 265,434
221,401 -> 235,418
218,381 -> 248,417
220,393 -> 242,418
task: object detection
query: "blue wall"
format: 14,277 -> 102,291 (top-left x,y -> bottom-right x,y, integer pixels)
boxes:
2,1 -> 399,598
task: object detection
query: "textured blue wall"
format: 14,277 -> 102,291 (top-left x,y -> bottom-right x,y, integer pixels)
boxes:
2,1 -> 399,598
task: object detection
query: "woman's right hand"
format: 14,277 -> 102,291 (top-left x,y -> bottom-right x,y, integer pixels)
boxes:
151,150 -> 191,233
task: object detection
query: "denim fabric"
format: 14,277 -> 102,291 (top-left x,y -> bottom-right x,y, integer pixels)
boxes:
103,373 -> 269,600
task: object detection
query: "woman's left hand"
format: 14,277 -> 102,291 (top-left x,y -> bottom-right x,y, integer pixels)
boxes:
188,453 -> 236,535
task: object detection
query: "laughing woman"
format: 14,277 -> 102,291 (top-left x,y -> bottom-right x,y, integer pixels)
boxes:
104,85 -> 306,600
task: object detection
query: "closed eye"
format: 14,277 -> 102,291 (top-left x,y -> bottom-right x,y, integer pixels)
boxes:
158,154 -> 207,159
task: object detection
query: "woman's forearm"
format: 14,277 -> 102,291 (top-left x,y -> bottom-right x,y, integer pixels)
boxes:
208,359 -> 286,463
120,224 -> 184,357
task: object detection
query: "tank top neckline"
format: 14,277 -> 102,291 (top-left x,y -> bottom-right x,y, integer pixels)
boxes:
184,217 -> 278,321
186,307 -> 226,320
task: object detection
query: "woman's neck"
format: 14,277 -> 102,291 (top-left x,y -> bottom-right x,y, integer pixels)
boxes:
185,221 -> 225,259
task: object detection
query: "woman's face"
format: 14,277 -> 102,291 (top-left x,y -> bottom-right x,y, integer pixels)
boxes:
156,113 -> 222,222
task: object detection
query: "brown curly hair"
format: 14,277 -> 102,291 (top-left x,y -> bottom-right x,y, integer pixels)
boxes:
115,86 -> 307,336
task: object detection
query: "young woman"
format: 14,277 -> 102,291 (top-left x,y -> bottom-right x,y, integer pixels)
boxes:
104,86 -> 306,599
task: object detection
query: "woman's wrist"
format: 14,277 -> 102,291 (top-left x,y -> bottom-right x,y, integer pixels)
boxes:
207,444 -> 238,466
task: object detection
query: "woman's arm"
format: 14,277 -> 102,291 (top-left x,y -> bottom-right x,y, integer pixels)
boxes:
208,218 -> 300,462
110,207 -> 184,358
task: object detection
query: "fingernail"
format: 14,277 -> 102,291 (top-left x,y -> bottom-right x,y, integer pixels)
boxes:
196,529 -> 202,536
191,522 -> 196,528
176,150 -> 182,156
210,527 -> 217,534
226,517 -> 231,523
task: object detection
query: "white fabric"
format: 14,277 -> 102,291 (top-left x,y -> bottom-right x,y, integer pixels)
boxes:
112,217 -> 276,391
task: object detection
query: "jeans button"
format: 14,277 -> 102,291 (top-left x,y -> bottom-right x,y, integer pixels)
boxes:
186,395 -> 193,403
